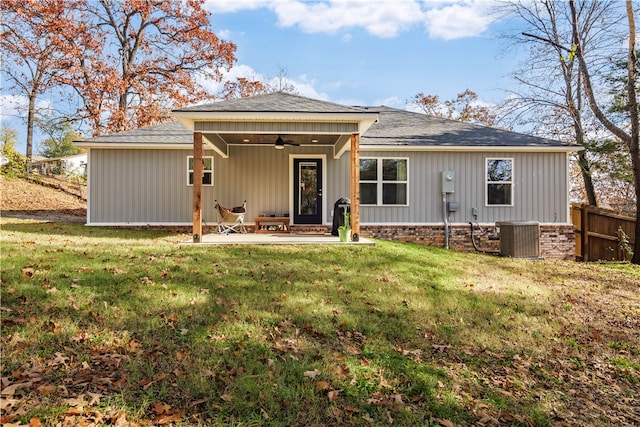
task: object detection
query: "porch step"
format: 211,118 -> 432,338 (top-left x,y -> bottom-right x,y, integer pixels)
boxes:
290,225 -> 330,235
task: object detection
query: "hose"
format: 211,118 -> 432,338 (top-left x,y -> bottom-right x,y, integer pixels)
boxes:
469,222 -> 500,255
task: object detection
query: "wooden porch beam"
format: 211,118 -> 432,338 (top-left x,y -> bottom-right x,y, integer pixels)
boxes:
350,133 -> 360,240
193,132 -> 203,243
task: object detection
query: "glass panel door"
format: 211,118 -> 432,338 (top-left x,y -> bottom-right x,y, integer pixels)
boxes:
293,158 -> 322,224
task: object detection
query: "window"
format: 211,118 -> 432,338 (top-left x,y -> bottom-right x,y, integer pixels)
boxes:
187,156 -> 213,186
486,158 -> 513,206
360,158 -> 408,205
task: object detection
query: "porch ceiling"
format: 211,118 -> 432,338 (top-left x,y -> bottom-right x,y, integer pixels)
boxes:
209,132 -> 341,146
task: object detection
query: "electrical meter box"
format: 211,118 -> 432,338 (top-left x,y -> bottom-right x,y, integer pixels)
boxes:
441,170 -> 455,193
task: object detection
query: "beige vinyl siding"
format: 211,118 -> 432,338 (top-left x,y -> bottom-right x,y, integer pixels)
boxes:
88,147 -> 568,226
329,150 -> 568,224
89,149 -> 200,224
89,146 -> 335,225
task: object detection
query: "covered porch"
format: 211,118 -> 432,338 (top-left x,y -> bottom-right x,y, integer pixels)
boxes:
171,93 -> 379,243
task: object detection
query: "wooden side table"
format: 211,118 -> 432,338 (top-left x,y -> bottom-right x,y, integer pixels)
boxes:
254,216 -> 290,233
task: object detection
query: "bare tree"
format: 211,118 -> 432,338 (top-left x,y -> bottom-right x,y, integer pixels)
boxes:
568,0 -> 639,263
497,1 -> 626,207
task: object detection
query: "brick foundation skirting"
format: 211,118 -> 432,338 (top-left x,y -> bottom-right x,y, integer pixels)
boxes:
105,222 -> 575,259
360,223 -> 575,260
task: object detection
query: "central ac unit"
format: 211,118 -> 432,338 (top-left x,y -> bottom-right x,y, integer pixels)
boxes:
496,221 -> 540,258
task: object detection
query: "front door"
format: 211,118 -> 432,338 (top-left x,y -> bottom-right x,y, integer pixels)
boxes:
293,158 -> 323,224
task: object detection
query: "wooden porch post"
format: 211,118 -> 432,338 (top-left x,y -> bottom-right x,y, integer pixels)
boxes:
192,132 -> 203,243
350,133 -> 360,240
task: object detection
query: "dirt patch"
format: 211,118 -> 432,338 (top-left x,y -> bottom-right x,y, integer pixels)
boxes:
1,174 -> 87,222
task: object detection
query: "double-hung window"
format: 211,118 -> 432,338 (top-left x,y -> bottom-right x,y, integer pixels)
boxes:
360,158 -> 408,205
486,158 -> 513,206
187,156 -> 213,186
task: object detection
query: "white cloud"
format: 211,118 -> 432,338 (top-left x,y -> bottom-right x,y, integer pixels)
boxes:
205,0 -> 494,40
0,94 -> 29,119
0,94 -> 53,120
423,2 -> 493,40
372,96 -> 405,108
197,63 -> 333,101
271,1 -> 424,38
197,63 -> 265,95
205,0 -> 266,14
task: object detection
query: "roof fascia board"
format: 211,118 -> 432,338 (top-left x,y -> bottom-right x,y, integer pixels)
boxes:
74,143 -> 191,149
359,145 -> 583,153
173,111 -> 379,122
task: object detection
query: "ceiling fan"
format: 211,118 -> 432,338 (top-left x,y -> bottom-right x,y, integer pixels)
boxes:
274,135 -> 300,149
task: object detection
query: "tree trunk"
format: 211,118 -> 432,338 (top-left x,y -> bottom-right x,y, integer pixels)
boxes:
25,89 -> 37,175
577,150 -> 598,205
625,0 -> 640,263
569,0 -> 639,263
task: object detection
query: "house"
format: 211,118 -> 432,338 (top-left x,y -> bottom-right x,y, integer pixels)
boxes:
75,92 -> 579,259
31,153 -> 87,177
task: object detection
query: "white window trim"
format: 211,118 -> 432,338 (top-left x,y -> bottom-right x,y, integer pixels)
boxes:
187,156 -> 214,187
485,157 -> 513,207
360,157 -> 409,206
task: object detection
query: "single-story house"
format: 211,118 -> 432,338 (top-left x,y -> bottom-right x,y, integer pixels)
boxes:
31,153 -> 87,177
75,92 -> 579,259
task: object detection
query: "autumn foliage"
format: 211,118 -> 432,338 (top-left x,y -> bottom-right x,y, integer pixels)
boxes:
1,0 -> 237,137
412,89 -> 497,127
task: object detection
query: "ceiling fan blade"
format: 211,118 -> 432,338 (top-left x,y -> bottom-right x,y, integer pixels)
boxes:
275,135 -> 300,148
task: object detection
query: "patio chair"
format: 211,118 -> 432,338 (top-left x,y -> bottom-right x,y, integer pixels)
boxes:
214,200 -> 247,234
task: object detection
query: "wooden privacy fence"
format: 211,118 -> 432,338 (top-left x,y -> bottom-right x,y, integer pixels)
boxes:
571,203 -> 635,261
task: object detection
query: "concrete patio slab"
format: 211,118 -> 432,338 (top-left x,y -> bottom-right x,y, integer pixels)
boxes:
181,232 -> 375,245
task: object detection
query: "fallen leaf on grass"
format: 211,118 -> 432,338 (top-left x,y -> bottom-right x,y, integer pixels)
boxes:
1,381 -> 33,396
435,418 -> 454,427
29,418 -> 44,427
21,267 -> 35,279
304,369 -> 321,379
156,413 -> 183,425
327,390 -> 340,402
333,364 -> 350,377
151,401 -> 171,415
316,380 -> 331,391
0,398 -> 20,411
87,392 -> 102,406
36,384 -> 56,395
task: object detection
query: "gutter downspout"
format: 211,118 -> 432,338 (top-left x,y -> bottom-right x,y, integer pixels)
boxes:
443,192 -> 449,249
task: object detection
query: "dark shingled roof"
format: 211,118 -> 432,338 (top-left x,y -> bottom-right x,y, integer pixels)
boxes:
78,97 -> 572,149
174,91 -> 370,114
76,120 -> 191,145
361,106 -> 572,148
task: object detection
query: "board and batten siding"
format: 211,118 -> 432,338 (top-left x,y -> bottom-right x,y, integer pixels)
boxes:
88,145 -> 337,225
89,149 -> 200,224
328,150 -> 569,225
88,147 -> 568,226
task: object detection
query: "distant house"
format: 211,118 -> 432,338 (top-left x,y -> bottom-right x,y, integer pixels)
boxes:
75,92 -> 579,259
31,153 -> 87,177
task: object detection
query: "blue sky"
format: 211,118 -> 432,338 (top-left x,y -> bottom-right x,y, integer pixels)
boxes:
3,0 -> 527,153
202,0 -> 521,109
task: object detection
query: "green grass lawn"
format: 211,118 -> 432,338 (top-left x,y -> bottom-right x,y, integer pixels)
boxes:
1,218 -> 639,426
